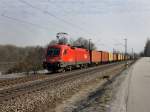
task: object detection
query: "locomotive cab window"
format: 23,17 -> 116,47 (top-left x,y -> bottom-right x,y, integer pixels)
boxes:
47,48 -> 60,57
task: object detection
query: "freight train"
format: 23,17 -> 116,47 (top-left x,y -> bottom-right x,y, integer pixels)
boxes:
43,44 -> 131,72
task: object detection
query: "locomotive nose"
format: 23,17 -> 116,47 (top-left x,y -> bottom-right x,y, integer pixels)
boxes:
47,57 -> 62,63
49,59 -> 55,62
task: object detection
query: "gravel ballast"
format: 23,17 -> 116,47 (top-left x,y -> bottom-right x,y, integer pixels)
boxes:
0,64 -> 127,112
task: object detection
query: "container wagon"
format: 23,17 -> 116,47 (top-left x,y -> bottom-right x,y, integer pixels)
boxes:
100,51 -> 109,63
113,53 -> 118,62
117,54 -> 122,61
109,52 -> 113,62
120,54 -> 122,61
91,50 -> 102,65
122,55 -> 125,61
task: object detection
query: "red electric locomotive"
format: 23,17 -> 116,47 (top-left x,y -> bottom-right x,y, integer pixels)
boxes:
43,44 -> 90,72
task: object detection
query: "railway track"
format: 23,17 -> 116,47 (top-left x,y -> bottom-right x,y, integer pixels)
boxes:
0,75 -> 48,88
0,61 -> 126,89
0,61 -> 132,104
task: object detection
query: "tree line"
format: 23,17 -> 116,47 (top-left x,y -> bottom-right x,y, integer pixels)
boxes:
0,45 -> 45,74
144,39 -> 150,57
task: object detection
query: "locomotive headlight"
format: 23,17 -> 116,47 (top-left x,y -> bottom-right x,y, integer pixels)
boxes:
49,59 -> 62,62
49,59 -> 55,62
58,59 -> 62,62
57,57 -> 62,62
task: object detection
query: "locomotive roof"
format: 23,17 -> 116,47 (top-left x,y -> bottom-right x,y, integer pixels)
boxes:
47,44 -> 90,52
48,44 -> 69,48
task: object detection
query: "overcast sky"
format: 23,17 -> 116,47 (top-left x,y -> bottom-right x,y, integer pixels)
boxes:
0,0 -> 150,53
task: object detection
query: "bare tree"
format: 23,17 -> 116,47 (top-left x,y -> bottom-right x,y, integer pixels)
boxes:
48,40 -> 57,46
73,37 -> 96,50
144,38 -> 150,57
6,46 -> 45,74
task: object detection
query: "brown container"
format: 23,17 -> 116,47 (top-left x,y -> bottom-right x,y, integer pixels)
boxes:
100,51 -> 109,63
113,53 -> 117,62
91,50 -> 102,64
122,55 -> 125,61
125,55 -> 127,60
120,54 -> 123,61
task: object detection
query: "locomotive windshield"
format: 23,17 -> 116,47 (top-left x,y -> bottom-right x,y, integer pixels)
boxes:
47,48 -> 60,57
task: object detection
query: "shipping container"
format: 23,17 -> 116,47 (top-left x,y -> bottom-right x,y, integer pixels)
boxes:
121,54 -> 124,61
109,52 -> 113,62
122,55 -> 125,61
113,53 -> 117,62
91,50 -> 102,64
117,54 -> 122,61
125,55 -> 129,60
100,51 -> 109,63
120,54 -> 122,61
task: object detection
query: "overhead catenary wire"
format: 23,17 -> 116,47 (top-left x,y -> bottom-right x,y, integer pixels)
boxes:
1,13 -> 54,31
0,12 -> 83,43
47,0 -> 92,34
18,0 -> 95,36
0,1 -> 77,35
0,0 -> 80,34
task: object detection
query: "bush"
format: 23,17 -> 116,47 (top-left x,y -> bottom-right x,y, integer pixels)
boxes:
6,46 -> 44,74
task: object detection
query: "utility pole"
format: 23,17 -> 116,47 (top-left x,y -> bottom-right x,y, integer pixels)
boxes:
124,38 -> 127,56
89,39 -> 91,51
132,48 -> 134,59
124,38 -> 128,65
89,39 -> 92,64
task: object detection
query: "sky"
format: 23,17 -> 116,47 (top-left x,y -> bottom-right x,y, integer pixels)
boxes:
0,0 -> 150,53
